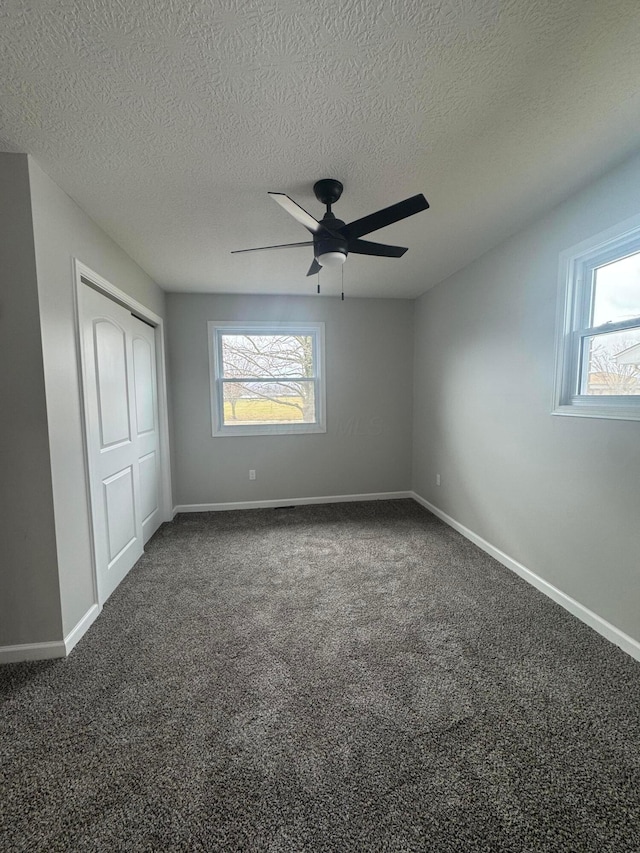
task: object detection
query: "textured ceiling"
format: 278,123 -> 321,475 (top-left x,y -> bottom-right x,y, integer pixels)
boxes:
2,0 -> 640,298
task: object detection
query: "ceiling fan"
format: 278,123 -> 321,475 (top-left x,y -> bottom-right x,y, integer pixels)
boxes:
232,179 -> 429,276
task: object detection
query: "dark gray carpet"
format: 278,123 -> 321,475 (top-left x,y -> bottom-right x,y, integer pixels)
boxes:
1,500 -> 640,852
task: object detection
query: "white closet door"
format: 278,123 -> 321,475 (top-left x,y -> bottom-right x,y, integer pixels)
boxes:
131,315 -> 161,543
79,285 -> 159,604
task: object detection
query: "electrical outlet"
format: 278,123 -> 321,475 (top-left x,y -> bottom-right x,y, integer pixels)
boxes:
249,469 -> 256,481
436,473 -> 441,486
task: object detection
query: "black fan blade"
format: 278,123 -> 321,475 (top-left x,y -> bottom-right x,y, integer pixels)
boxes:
348,239 -> 408,258
231,241 -> 313,254
306,258 -> 322,277
341,194 -> 429,240
269,192 -> 335,235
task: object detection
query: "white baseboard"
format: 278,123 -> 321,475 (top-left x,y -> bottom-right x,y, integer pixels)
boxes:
0,640 -> 67,664
64,603 -> 101,655
174,491 -> 413,514
0,603 -> 102,664
410,492 -> 640,663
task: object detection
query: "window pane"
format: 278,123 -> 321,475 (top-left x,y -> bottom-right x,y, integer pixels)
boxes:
592,251 -> 640,326
581,327 -> 640,395
222,380 -> 316,424
221,334 -> 315,379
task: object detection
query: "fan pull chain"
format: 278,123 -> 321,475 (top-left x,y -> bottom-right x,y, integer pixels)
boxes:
317,270 -> 320,294
341,264 -> 344,301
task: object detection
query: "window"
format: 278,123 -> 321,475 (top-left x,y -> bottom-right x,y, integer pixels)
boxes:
208,321 -> 326,436
553,217 -> 640,420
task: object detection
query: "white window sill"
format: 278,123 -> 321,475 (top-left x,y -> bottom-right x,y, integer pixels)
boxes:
552,400 -> 640,421
213,424 -> 327,437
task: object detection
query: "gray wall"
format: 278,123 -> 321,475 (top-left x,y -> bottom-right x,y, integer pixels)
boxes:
167,294 -> 414,506
413,150 -> 640,643
0,154 -> 62,645
28,158 -> 166,638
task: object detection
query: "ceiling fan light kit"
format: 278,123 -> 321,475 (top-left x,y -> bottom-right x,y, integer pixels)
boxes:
232,178 -> 429,280
318,251 -> 347,267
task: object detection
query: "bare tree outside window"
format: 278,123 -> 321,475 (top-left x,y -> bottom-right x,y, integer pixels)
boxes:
585,331 -> 640,395
220,334 -> 317,424
224,382 -> 245,419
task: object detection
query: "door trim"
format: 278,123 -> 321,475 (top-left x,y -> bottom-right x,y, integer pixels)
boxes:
74,259 -> 173,607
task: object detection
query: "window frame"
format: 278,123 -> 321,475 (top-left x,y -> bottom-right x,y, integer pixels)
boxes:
553,215 -> 640,421
208,320 -> 326,437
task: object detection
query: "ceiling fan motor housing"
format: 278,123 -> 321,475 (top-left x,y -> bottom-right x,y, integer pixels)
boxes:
315,213 -> 348,265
